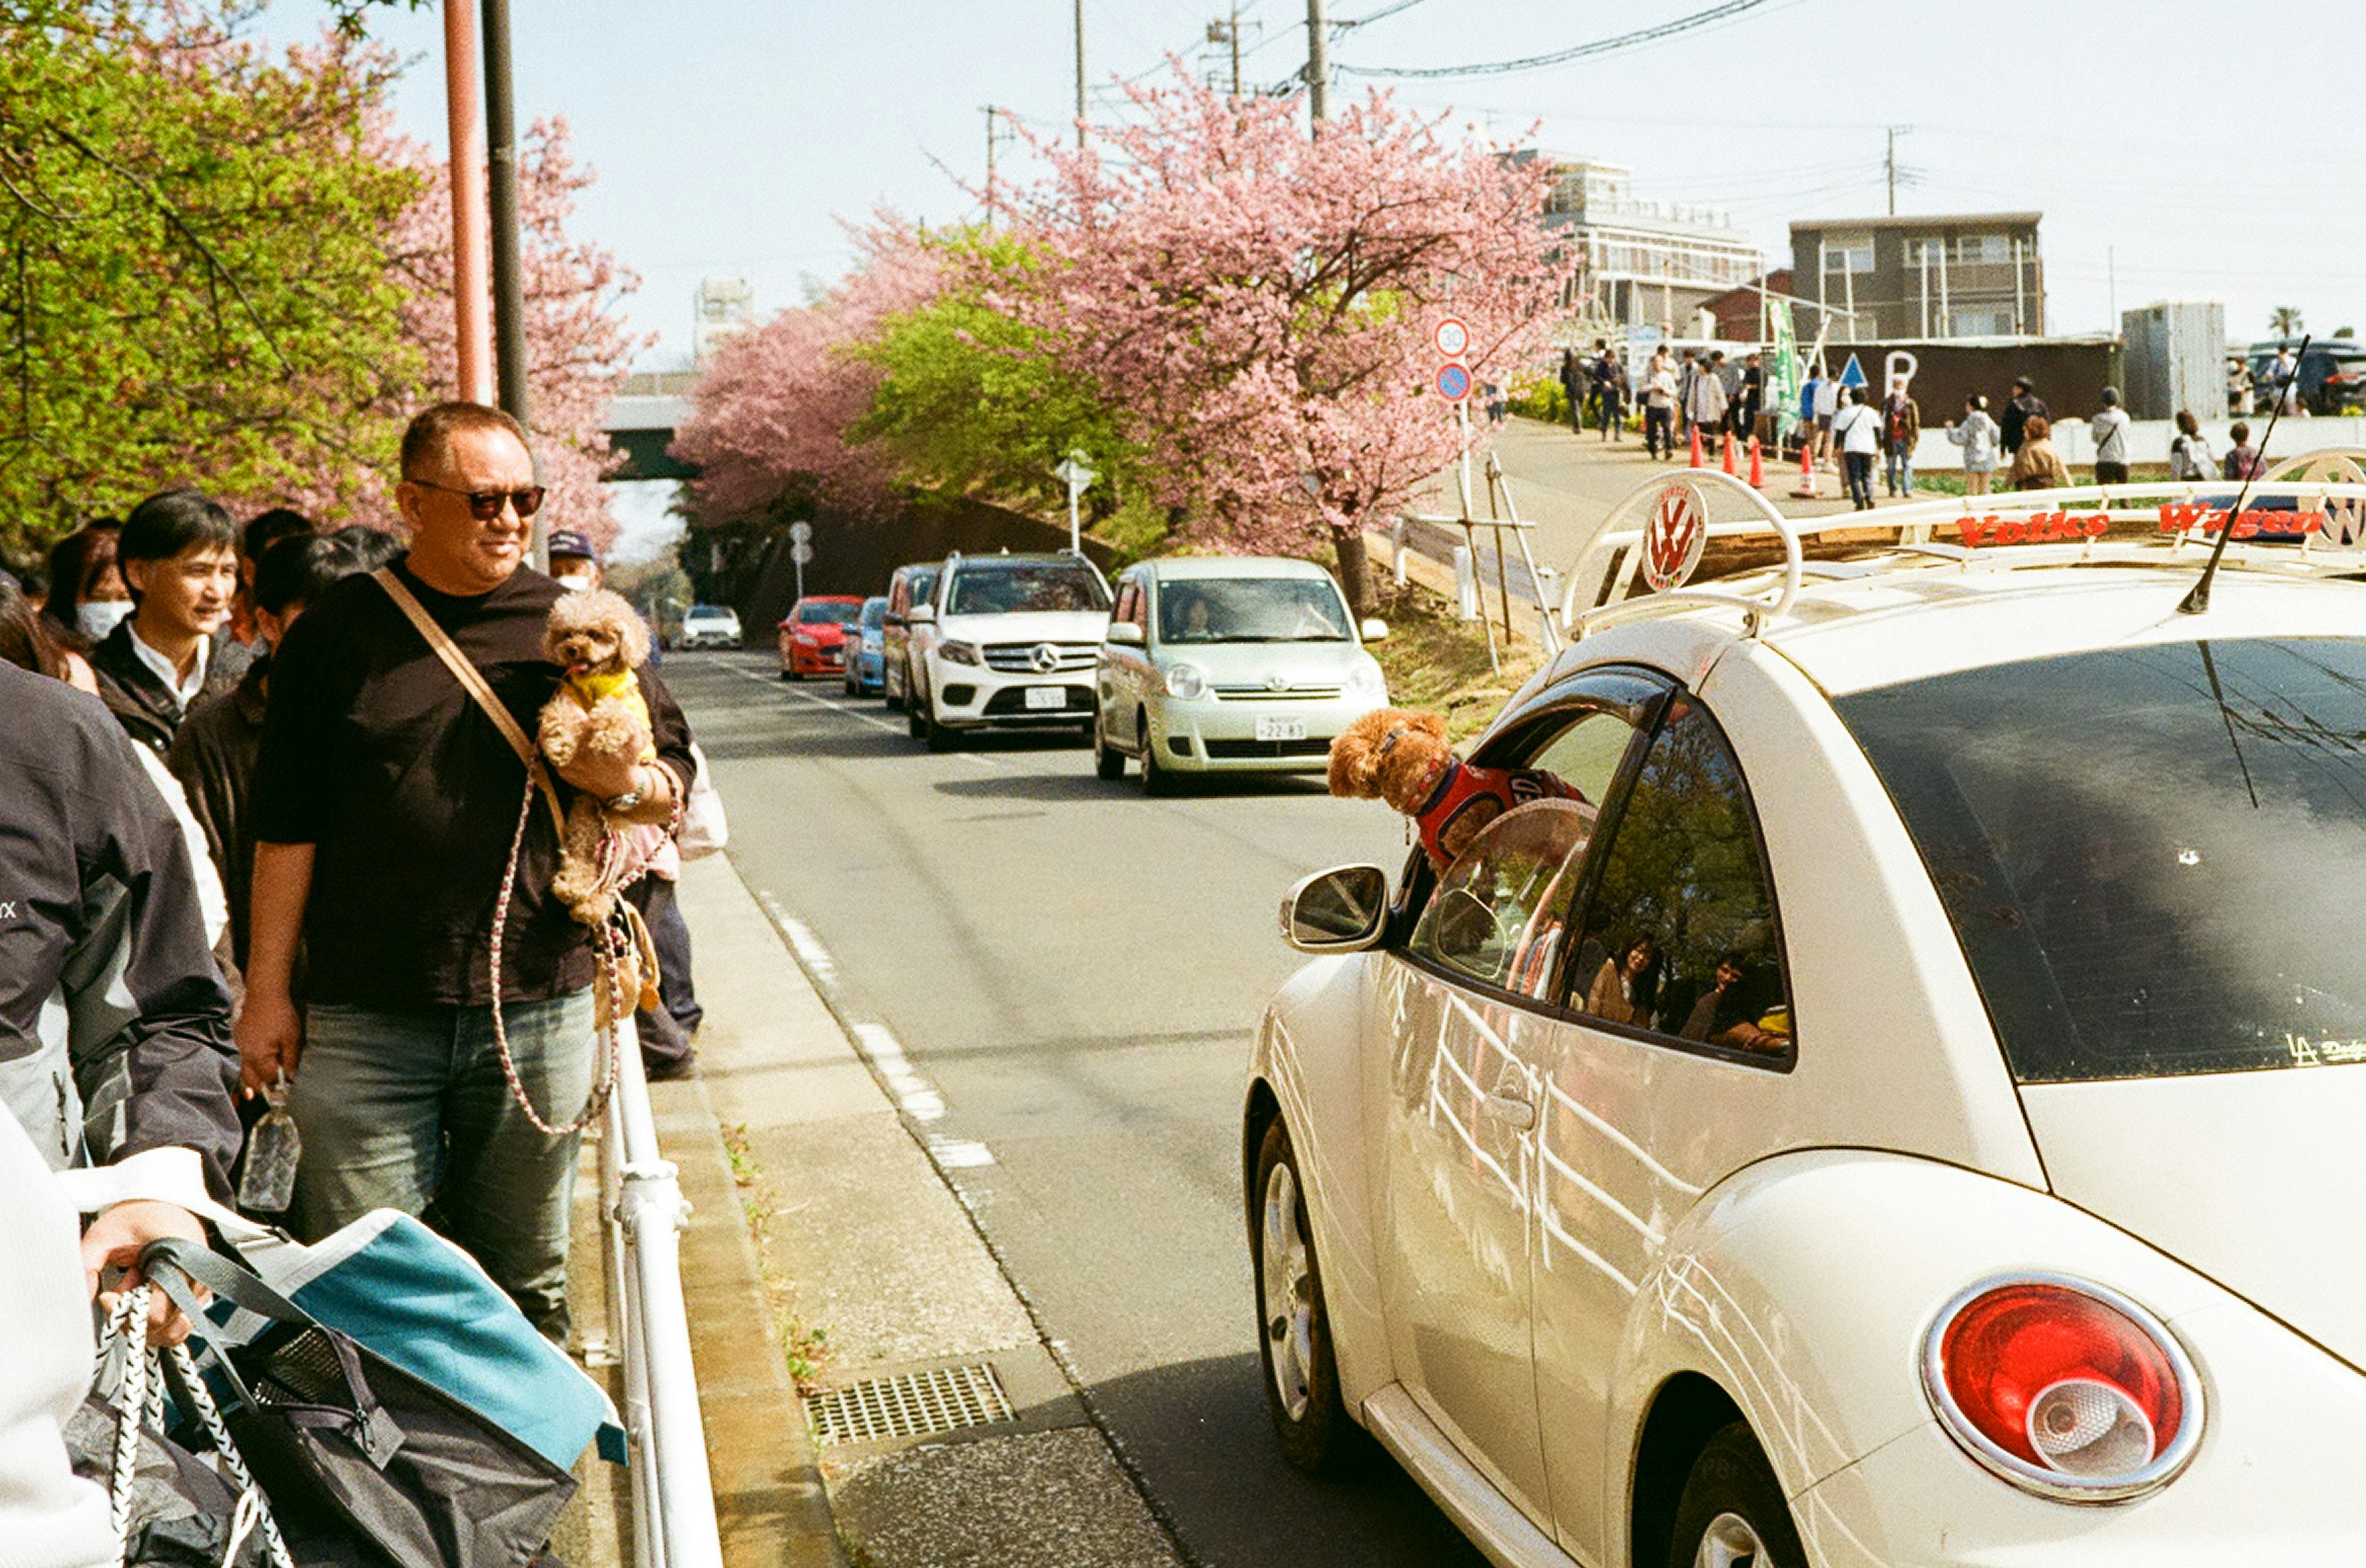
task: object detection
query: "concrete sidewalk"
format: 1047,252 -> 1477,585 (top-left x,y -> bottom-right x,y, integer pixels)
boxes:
662,853 -> 1183,1568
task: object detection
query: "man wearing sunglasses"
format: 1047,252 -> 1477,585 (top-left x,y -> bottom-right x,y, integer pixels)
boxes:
239,401 -> 697,1340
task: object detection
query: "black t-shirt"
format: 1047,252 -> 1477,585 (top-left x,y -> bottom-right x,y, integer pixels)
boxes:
248,558 -> 694,1009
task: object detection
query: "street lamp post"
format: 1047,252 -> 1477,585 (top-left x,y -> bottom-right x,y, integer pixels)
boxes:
1053,453 -> 1098,554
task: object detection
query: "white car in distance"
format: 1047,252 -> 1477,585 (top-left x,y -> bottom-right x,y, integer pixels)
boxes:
906,551 -> 1112,751
1250,465 -> 2366,1567
1093,557 -> 1389,793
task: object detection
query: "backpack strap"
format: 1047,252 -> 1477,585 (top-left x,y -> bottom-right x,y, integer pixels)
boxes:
373,567 -> 566,840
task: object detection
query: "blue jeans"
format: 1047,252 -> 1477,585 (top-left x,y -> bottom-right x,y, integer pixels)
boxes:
1885,439 -> 1914,495
288,992 -> 596,1339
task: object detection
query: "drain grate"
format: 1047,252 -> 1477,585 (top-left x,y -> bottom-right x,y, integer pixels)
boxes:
804,1363 -> 1014,1445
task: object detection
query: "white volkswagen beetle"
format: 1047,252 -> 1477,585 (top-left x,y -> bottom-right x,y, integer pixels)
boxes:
1245,458 -> 2366,1567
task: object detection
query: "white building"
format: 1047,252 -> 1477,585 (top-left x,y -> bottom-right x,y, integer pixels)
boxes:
1531,157 -> 1764,335
693,277 -> 755,365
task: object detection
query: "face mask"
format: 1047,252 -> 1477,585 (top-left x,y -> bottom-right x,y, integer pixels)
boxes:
553,572 -> 594,594
78,599 -> 133,641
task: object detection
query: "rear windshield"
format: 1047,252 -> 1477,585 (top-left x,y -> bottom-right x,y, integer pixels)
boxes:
685,606 -> 733,622
860,598 -> 887,628
795,601 -> 861,625
1158,577 -> 1348,643
1835,639 -> 2366,1083
946,564 -> 1109,615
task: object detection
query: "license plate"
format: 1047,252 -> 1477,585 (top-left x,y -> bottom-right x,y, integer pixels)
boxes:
1024,686 -> 1067,711
1256,716 -> 1308,741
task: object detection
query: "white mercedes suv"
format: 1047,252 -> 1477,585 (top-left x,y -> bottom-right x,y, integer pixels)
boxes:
906,551 -> 1112,751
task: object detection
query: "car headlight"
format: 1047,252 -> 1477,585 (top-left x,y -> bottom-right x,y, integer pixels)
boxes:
1924,1273 -> 2203,1501
1165,662 -> 1206,699
1344,659 -> 1386,699
940,640 -> 980,665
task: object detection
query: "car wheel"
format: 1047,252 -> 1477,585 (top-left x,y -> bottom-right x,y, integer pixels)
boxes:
1139,711 -> 1177,796
1253,1118 -> 1359,1475
778,666 -> 792,681
1092,712 -> 1126,781
907,684 -> 927,739
924,691 -> 957,753
1667,1424 -> 1805,1568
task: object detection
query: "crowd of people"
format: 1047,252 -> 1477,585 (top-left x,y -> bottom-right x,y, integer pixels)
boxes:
0,402 -> 709,1564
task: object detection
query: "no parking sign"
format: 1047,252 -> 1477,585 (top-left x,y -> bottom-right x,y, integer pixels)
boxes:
1434,363 -> 1473,403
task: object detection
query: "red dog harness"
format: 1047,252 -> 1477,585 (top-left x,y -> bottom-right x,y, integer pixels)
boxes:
1408,756 -> 1585,866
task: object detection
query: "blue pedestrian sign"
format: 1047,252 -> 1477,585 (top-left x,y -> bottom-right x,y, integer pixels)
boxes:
1435,363 -> 1473,402
1837,353 -> 1868,391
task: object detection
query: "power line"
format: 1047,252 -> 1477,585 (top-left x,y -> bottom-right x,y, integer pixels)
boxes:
1339,0 -> 1781,79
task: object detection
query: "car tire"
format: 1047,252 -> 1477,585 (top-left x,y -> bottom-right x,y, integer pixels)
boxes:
924,692 -> 957,753
1665,1424 -> 1805,1568
778,667 -> 792,682
1139,711 -> 1177,797
1252,1118 -> 1360,1476
1092,712 -> 1127,781
907,685 -> 927,740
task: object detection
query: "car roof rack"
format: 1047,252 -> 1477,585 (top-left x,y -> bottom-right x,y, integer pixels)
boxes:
1560,449 -> 2366,642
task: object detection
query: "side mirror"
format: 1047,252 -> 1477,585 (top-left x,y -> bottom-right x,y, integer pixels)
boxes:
906,604 -> 936,625
884,612 -> 905,628
1106,622 -> 1145,647
1359,618 -> 1390,643
1279,865 -> 1391,953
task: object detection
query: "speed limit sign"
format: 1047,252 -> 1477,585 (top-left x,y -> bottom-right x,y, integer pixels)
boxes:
1433,317 -> 1471,359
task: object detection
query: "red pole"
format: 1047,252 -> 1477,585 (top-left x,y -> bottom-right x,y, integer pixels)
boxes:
443,0 -> 494,405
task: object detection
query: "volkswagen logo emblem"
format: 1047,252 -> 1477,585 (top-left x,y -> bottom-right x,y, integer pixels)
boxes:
1264,674 -> 1290,693
1030,643 -> 1061,674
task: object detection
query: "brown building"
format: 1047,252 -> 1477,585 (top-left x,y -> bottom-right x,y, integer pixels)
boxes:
1789,213 -> 2044,344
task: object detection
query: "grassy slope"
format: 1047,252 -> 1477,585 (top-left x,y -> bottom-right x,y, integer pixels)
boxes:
1364,578 -> 1547,746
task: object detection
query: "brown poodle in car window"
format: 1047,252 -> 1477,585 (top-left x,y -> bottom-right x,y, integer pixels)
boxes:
537,588 -> 654,925
1327,705 -> 1586,869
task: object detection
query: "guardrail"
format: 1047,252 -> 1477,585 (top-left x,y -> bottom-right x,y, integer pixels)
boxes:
599,1021 -> 726,1568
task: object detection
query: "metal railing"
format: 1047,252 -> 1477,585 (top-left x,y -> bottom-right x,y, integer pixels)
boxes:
598,1021 -> 726,1568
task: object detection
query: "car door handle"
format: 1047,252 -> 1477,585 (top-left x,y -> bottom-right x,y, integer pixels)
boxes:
1479,1092 -> 1535,1132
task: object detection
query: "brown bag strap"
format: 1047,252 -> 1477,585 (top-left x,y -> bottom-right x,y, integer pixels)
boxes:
373,567 -> 566,839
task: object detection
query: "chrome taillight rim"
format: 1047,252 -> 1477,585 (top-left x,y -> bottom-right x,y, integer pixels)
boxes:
1921,1270 -> 2205,1503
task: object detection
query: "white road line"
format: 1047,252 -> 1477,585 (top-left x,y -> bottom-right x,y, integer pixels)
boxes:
853,1022 -> 948,1123
927,1137 -> 996,1169
754,890 -> 841,984
723,663 -> 1005,765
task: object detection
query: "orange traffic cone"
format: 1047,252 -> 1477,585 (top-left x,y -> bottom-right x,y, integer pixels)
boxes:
1747,436 -> 1765,487
1721,433 -> 1738,476
1688,424 -> 1705,468
1790,439 -> 1819,500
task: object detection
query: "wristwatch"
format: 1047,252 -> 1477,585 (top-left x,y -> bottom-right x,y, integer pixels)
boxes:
604,786 -> 644,813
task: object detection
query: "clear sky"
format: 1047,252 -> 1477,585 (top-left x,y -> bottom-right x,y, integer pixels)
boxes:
256,0 -> 2363,365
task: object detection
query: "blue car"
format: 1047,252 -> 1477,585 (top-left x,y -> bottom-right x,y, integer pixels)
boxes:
844,595 -> 889,697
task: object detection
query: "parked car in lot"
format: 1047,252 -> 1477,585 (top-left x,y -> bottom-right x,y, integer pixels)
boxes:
677,604 -> 742,650
2245,336 -> 2366,413
1092,556 -> 1389,794
778,595 -> 863,680
1250,467 -> 2366,1566
844,595 -> 889,697
880,561 -> 941,713
906,551 -> 1111,751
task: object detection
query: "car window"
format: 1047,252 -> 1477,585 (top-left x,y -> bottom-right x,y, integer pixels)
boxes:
796,602 -> 861,625
1570,696 -> 1793,1060
1837,638 -> 2366,1083
1408,800 -> 1598,1000
947,564 -> 1110,615
1112,581 -> 1142,627
1157,577 -> 1348,643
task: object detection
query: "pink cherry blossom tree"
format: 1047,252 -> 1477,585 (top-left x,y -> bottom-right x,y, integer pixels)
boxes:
990,75 -> 1570,613
672,225 -> 941,527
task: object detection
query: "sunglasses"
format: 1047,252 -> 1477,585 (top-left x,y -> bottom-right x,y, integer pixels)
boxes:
409,477 -> 547,521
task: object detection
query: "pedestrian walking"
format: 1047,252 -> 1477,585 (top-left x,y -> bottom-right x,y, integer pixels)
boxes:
240,401 -> 699,1339
169,533 -> 368,973
1643,351 -> 1678,460
229,508 -> 313,648
1946,394 -> 2001,496
2169,409 -> 2215,481
2222,420 -> 2262,481
1812,368 -> 1841,462
1998,377 -> 2049,457
1733,352 -> 1765,443
1559,349 -> 1587,434
87,490 -> 254,759
1799,364 -> 1822,457
2091,388 -> 2132,486
2009,415 -> 2071,490
2227,360 -> 2254,417
1880,382 -> 1922,497
1596,353 -> 1628,442
1685,351 -> 1730,436
1677,349 -> 1701,437
41,524 -> 131,652
1833,387 -> 1882,510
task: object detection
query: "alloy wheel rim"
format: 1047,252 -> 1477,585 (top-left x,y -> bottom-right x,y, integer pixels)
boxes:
1693,1511 -> 1766,1568
1260,1160 -> 1314,1421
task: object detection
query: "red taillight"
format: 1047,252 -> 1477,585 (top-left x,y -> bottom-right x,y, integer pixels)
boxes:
1925,1277 -> 2201,1498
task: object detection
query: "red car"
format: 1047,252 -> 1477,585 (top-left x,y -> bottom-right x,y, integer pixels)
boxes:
778,596 -> 865,680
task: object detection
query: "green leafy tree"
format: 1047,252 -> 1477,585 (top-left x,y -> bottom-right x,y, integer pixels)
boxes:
0,2 -> 421,555
850,229 -> 1142,531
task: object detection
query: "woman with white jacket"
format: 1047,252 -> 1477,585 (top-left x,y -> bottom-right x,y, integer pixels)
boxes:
1946,394 -> 2002,496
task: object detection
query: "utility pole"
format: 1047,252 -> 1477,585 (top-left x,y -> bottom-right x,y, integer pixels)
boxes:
480,0 -> 534,561
983,105 -> 999,213
441,0 -> 492,404
1073,0 -> 1087,148
1884,123 -> 1911,217
1228,0 -> 1242,96
1306,0 -> 1330,124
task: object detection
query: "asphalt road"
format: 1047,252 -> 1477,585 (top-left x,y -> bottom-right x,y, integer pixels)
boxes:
670,651 -> 1488,1568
